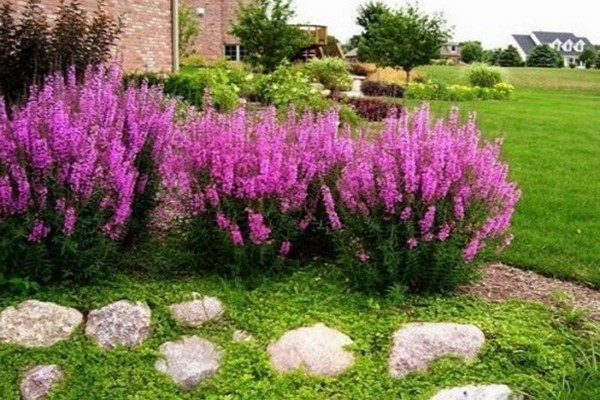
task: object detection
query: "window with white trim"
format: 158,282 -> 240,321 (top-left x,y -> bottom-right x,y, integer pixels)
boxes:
224,44 -> 246,61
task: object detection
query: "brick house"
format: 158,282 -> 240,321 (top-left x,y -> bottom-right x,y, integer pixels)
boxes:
10,0 -> 178,72
182,0 -> 250,61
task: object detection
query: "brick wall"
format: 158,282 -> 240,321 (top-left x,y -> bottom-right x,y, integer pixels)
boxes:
10,0 -> 174,73
182,0 -> 248,60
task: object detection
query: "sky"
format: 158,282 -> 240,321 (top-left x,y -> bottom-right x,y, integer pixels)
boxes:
291,0 -> 600,49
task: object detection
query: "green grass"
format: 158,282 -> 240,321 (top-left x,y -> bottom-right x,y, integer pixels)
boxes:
417,65 -> 600,91
1,265 -> 599,399
398,67 -> 600,287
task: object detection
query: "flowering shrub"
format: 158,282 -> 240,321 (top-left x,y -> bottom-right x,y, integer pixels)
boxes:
466,63 -> 503,88
161,106 -> 351,275
303,57 -> 353,92
330,105 -> 520,292
259,64 -> 328,112
0,66 -> 174,282
406,82 -> 514,101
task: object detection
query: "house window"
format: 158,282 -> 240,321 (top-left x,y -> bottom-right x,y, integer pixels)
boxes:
224,44 -> 246,61
575,42 -> 584,52
451,45 -> 457,52
563,42 -> 572,52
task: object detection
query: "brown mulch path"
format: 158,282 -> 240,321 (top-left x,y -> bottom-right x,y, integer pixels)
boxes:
461,263 -> 600,321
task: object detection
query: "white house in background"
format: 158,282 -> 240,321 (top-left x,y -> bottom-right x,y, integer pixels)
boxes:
513,31 -> 593,67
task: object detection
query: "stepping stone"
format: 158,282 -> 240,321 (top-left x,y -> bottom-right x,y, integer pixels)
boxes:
20,365 -> 63,400
85,300 -> 152,349
267,323 -> 354,377
430,384 -> 520,400
169,297 -> 224,327
389,322 -> 485,378
232,329 -> 253,342
0,300 -> 83,348
155,336 -> 222,390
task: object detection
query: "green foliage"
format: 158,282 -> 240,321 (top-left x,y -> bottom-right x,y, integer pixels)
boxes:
180,54 -> 205,68
460,41 -> 484,64
303,57 -> 353,91
165,68 -> 240,111
526,44 -> 564,68
230,0 -> 310,72
343,34 -> 362,53
406,81 -> 513,101
498,45 -> 523,67
466,63 -> 503,87
0,0 -> 121,105
355,1 -> 390,61
578,48 -> 596,69
359,3 -> 452,82
484,48 -> 503,66
1,265 -> 598,398
178,6 -> 200,58
259,63 -> 327,111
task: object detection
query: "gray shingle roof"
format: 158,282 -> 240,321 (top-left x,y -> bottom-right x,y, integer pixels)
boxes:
513,31 -> 593,56
345,48 -> 358,58
513,34 -> 536,54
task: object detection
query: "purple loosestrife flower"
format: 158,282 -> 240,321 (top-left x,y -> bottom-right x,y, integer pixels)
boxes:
279,241 -> 292,256
247,210 -> 271,245
321,185 -> 342,231
28,220 -> 51,243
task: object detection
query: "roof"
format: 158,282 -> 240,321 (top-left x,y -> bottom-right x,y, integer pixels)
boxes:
513,31 -> 594,56
513,34 -> 536,54
345,48 -> 358,57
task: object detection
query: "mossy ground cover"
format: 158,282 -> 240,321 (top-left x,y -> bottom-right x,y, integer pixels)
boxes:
1,265 -> 599,399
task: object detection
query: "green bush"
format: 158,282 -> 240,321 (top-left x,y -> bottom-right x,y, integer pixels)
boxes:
165,68 -> 240,111
405,81 -> 513,101
259,63 -> 326,111
303,57 -> 353,91
526,44 -> 564,68
466,63 -> 503,88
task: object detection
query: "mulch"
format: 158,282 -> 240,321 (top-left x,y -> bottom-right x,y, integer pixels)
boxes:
461,263 -> 600,321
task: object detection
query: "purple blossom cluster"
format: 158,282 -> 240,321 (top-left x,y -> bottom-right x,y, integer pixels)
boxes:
0,66 -> 175,243
336,105 -> 521,261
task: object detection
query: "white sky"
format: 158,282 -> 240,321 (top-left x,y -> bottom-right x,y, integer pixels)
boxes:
291,0 -> 600,49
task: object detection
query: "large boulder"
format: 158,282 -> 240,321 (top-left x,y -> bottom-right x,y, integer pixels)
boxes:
268,323 -> 354,377
85,300 -> 152,349
155,336 -> 222,390
169,297 -> 224,327
20,365 -> 64,400
389,322 -> 486,378
430,384 -> 521,400
0,300 -> 82,347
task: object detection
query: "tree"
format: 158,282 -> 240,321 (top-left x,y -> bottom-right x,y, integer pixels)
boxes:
230,0 -> 309,72
526,44 -> 563,68
343,34 -> 362,53
578,48 -> 597,69
356,1 -> 390,61
460,41 -> 483,64
498,45 -> 522,67
178,6 -> 200,57
483,48 -> 502,66
360,3 -> 451,82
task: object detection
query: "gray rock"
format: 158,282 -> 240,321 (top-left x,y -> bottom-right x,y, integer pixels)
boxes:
85,300 -> 152,349
169,297 -> 224,327
0,300 -> 82,348
389,323 -> 485,378
232,329 -> 253,342
430,384 -> 521,400
267,323 -> 354,377
20,365 -> 63,400
155,336 -> 222,390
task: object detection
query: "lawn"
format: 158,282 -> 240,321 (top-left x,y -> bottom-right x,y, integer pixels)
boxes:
401,67 -> 600,287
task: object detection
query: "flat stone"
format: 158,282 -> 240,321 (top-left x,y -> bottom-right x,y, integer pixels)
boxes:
430,384 -> 520,400
169,297 -> 224,327
155,336 -> 222,390
389,323 -> 485,378
232,329 -> 253,342
20,365 -> 63,400
85,300 -> 152,349
0,300 -> 83,348
267,323 -> 354,377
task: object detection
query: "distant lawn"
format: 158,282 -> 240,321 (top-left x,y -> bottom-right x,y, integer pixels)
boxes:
403,87 -> 600,287
417,65 -> 600,91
